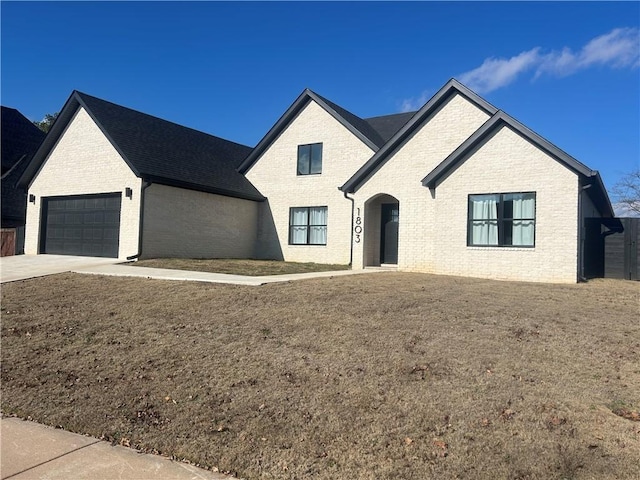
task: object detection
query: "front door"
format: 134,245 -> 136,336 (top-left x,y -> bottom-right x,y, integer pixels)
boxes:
380,203 -> 399,264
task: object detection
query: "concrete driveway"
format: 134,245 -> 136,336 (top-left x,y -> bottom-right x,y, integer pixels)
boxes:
0,255 -> 119,283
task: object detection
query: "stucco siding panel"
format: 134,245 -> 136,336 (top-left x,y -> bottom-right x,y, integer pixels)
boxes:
25,107 -> 141,259
142,184 -> 258,259
246,100 -> 373,265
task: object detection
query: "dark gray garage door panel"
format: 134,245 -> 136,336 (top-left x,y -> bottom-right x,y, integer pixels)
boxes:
41,194 -> 122,258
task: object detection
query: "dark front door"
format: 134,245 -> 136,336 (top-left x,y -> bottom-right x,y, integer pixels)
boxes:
380,203 -> 399,264
40,193 -> 122,258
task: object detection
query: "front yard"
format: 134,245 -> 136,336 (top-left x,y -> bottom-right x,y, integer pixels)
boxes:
1,273 -> 639,479
128,258 -> 350,276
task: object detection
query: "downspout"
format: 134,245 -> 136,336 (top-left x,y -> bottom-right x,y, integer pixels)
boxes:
127,180 -> 152,261
343,190 -> 354,266
578,183 -> 592,282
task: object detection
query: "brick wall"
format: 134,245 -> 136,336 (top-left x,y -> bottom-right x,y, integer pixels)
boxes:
25,107 -> 141,259
246,100 -> 374,265
141,183 -> 259,259
352,93 -> 491,271
432,126 -> 580,283
351,93 -> 581,283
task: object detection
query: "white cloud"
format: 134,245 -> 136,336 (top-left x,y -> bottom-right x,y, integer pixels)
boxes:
537,28 -> 640,78
400,27 -> 639,108
453,27 -> 640,95
400,90 -> 432,112
579,27 -> 640,68
458,48 -> 542,94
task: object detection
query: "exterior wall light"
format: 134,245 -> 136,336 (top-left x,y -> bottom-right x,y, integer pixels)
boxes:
29,194 -> 36,203
125,187 -> 133,199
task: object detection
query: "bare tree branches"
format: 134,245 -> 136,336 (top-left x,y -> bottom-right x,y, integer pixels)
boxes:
612,169 -> 640,215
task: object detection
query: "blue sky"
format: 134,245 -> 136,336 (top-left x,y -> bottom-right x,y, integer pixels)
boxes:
2,1 -> 638,196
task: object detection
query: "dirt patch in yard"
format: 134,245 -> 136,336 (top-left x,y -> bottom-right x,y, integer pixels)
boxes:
2,273 -> 639,479
127,258 -> 350,276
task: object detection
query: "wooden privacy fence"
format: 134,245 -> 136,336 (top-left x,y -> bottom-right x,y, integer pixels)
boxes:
1,228 -> 16,257
604,218 -> 639,281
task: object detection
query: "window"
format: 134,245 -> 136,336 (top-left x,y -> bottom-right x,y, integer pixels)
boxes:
468,192 -> 536,247
297,143 -> 322,175
289,207 -> 327,245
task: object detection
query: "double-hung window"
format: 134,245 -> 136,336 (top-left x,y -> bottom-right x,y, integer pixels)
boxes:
468,192 -> 536,247
289,207 -> 327,245
297,143 -> 322,175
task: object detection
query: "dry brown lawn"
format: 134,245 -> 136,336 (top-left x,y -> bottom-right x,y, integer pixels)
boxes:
1,273 -> 639,480
128,258 -> 350,276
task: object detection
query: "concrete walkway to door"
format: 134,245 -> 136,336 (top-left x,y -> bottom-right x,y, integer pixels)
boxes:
1,255 -> 393,285
0,255 -> 118,283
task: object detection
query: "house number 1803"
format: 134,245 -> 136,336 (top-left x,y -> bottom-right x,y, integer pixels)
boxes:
354,208 -> 362,243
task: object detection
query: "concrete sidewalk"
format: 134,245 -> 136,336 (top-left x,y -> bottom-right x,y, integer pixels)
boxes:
0,417 -> 233,480
73,263 -> 390,285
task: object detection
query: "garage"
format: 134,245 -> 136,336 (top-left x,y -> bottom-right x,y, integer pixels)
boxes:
40,193 -> 121,258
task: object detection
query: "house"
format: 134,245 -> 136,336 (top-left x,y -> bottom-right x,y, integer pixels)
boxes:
18,91 -> 264,259
1,106 -> 46,255
19,79 -> 615,283
241,79 -> 614,283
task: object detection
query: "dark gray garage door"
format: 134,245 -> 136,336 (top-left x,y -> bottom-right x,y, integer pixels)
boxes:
41,193 -> 121,258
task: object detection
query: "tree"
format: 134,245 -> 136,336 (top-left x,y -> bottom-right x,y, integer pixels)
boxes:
33,112 -> 59,133
611,169 -> 640,216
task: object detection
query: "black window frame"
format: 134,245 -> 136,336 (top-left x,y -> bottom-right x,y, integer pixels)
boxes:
288,206 -> 328,245
297,143 -> 323,175
467,192 -> 536,248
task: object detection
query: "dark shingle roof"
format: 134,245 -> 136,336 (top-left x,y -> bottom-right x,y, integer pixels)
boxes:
365,111 -> 416,145
238,89 -> 418,174
19,92 -> 264,201
2,107 -> 45,226
312,92 -> 387,148
1,106 -> 46,174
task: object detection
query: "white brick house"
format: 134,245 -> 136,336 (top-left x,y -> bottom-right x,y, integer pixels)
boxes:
19,91 -> 263,260
241,79 -> 614,283
19,80 -> 615,283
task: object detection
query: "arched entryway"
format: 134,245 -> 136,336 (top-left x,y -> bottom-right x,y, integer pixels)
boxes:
363,193 -> 399,266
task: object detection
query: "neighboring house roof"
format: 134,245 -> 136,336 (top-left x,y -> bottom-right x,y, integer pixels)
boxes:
1,106 -> 46,175
2,107 -> 46,227
421,110 -> 614,217
18,92 -> 264,201
238,89 -> 390,174
341,79 -> 498,193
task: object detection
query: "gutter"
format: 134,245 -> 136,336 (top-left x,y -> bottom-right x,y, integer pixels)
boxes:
578,183 -> 588,282
343,190 -> 354,266
126,180 -> 152,261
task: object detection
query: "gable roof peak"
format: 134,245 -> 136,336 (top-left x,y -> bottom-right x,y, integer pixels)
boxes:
18,90 -> 263,201
238,88 -> 386,173
421,108 -> 597,188
341,78 -> 499,193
